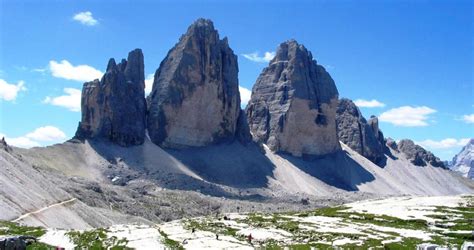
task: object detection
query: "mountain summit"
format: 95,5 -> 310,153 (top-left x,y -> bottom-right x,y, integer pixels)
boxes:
147,18 -> 250,148
450,138 -> 474,178
246,40 -> 340,157
75,49 -> 146,146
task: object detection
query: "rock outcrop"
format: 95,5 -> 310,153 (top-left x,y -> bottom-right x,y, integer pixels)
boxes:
336,98 -> 385,164
75,49 -> 147,146
385,138 -> 398,151
147,18 -> 250,148
0,137 -> 12,152
398,139 -> 444,168
246,40 -> 341,157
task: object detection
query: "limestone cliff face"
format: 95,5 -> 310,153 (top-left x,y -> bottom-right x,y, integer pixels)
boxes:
147,18 -> 250,148
246,40 -> 341,157
75,49 -> 146,146
336,98 -> 385,165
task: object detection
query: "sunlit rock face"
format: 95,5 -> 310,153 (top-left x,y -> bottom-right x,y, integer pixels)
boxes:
147,19 -> 250,148
75,49 -> 146,146
246,40 -> 341,157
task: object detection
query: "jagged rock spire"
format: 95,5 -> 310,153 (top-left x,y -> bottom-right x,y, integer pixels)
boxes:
336,98 -> 385,165
75,49 -> 146,146
246,40 -> 341,157
147,18 -> 250,148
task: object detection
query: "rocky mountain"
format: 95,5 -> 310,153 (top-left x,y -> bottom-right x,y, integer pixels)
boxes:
2,18 -> 473,234
336,98 -> 385,165
75,49 -> 147,146
246,40 -> 340,157
147,18 -> 250,148
450,138 -> 474,178
397,139 -> 445,168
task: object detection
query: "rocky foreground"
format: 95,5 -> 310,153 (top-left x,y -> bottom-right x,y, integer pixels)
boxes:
3,195 -> 472,249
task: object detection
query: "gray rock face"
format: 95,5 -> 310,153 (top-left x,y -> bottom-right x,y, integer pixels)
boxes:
246,40 -> 341,157
336,98 -> 385,164
398,139 -> 445,168
1,137 -> 12,152
385,137 -> 398,151
75,49 -> 146,146
147,18 -> 250,148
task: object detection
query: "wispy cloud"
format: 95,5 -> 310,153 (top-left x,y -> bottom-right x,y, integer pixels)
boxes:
144,74 -> 154,95
417,138 -> 471,149
0,126 -> 66,148
49,60 -> 102,82
239,86 -> 252,106
0,79 -> 26,101
353,99 -> 386,108
73,11 -> 98,26
461,114 -> 474,124
379,106 -> 436,127
242,51 -> 275,63
43,88 -> 81,112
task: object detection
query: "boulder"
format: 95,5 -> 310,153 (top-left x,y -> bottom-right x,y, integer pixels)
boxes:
147,18 -> 250,148
246,40 -> 340,157
75,49 -> 147,146
336,98 -> 385,164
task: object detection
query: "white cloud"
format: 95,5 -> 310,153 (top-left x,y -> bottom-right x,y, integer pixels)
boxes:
461,114 -> 474,124
353,99 -> 386,108
49,60 -> 102,82
73,11 -> 98,26
25,126 -> 66,141
0,126 -> 66,148
145,74 -> 154,95
242,51 -> 275,63
417,138 -> 471,149
43,88 -> 81,112
379,106 -> 436,127
239,86 -> 252,106
4,136 -> 40,148
0,79 -> 26,101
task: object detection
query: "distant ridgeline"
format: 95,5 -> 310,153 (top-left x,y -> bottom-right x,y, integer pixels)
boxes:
73,18 -> 445,169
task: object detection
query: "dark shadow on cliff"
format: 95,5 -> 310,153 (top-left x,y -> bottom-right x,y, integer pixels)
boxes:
86,139 -> 274,200
279,150 -> 376,191
165,142 -> 275,189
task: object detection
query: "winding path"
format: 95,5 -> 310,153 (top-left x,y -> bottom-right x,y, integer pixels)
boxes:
11,198 -> 77,223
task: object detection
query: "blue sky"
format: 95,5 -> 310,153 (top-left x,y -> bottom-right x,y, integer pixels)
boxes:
0,0 -> 472,160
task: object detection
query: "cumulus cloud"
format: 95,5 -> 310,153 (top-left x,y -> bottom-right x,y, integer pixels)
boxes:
144,74 -> 154,95
353,99 -> 386,108
417,138 -> 471,149
49,60 -> 102,82
461,114 -> 474,124
0,79 -> 26,101
239,86 -> 252,106
0,126 -> 66,148
43,88 -> 81,112
73,11 -> 98,26
25,126 -> 67,141
242,51 -> 275,63
379,106 -> 436,127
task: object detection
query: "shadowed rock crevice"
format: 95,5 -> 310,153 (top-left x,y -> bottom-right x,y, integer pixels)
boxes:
75,49 -> 146,146
246,40 -> 341,158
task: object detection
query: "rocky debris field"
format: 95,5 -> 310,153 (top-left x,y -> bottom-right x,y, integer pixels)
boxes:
2,195 -> 472,249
